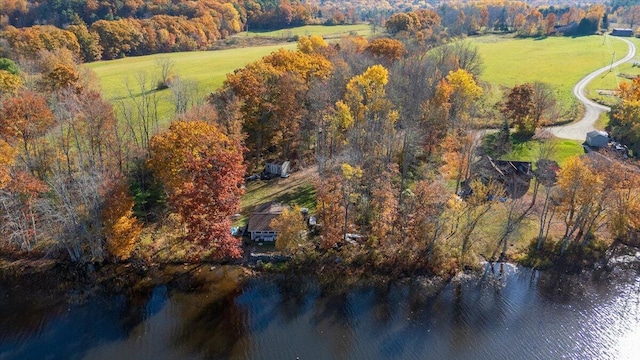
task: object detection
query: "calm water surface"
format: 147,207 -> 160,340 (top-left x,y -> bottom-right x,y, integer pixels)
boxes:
1,261 -> 639,360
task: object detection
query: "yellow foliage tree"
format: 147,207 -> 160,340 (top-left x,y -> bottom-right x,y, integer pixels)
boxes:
102,180 -> 142,261
0,139 -> 16,189
445,68 -> 482,127
297,35 -> 328,55
337,65 -> 397,163
270,206 -> 307,254
555,156 -> 605,252
220,3 -> 242,34
0,70 -> 22,95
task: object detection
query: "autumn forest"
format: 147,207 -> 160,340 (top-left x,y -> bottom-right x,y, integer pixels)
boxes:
1,0 -> 640,278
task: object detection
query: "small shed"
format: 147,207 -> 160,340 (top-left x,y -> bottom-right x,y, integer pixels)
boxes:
247,202 -> 286,242
586,130 -> 609,148
612,28 -> 634,37
265,160 -> 290,177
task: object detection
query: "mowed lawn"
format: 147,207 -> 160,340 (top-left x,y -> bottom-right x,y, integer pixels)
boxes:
471,35 -> 629,105
505,138 -> 584,166
243,24 -> 373,38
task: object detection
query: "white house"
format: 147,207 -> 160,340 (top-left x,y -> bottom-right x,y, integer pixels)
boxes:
265,160 -> 290,177
247,202 -> 286,242
586,130 -> 609,148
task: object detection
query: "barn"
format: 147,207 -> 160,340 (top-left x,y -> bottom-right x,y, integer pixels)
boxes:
612,28 -> 634,37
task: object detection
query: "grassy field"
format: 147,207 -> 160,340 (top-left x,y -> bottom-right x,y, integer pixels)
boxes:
86,43 -> 297,105
86,43 -> 298,126
471,35 -> 629,106
243,24 -> 373,39
505,138 -> 584,166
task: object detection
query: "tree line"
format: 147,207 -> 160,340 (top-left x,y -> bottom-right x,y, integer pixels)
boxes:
3,1 -> 639,63
0,0 -> 313,31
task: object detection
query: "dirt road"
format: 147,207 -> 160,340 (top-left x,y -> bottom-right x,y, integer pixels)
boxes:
549,37 -> 636,141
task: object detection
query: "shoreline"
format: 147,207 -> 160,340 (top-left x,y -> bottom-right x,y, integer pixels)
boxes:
3,241 -> 638,298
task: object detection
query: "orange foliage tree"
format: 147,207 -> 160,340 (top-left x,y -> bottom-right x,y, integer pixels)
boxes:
0,90 -> 55,176
365,38 -> 406,64
148,120 -> 245,259
314,171 -> 347,250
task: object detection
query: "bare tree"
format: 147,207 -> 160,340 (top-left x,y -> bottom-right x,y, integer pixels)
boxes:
388,55 -> 438,210
534,138 -> 559,251
155,57 -> 175,89
118,72 -> 160,152
170,76 -> 199,115
444,180 -> 504,265
0,190 -> 38,252
531,81 -> 562,126
43,168 -> 105,262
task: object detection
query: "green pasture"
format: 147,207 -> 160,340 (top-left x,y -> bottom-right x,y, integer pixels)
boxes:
242,24 -> 373,39
86,42 -> 297,106
504,138 -> 584,166
471,35 -> 629,106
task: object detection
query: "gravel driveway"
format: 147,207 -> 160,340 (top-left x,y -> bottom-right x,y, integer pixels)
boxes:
548,37 -> 636,141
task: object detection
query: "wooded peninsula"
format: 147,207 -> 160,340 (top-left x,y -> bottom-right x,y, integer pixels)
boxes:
1,0 -> 640,279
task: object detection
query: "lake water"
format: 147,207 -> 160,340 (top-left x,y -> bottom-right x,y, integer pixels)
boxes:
1,259 -> 639,360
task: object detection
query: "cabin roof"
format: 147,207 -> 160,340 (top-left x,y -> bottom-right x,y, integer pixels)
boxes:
247,202 -> 286,233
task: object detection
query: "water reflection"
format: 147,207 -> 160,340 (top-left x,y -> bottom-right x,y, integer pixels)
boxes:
0,263 -> 639,360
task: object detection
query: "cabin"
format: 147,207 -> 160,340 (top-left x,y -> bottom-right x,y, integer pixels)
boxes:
491,159 -> 533,198
247,202 -> 286,242
586,130 -> 609,148
612,28 -> 634,37
265,160 -> 290,177
471,156 -> 533,199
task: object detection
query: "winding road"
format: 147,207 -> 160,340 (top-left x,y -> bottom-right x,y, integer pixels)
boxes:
549,37 -> 637,141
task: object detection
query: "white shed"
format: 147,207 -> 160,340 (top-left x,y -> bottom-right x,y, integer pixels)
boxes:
586,130 -> 609,148
265,160 -> 290,177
